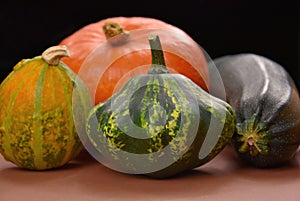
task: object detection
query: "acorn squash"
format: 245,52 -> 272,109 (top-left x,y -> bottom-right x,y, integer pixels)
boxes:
213,53 -> 300,167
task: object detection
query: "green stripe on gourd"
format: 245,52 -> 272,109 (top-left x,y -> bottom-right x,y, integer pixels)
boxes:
86,34 -> 236,178
2,61 -> 43,169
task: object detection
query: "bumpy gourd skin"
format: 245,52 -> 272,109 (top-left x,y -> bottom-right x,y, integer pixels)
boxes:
86,35 -> 236,179
214,53 -> 300,168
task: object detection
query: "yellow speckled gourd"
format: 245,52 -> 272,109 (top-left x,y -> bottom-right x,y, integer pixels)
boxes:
86,35 -> 236,178
0,45 -> 92,170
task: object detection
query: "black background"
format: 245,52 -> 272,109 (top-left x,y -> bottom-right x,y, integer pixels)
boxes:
1,0 -> 299,88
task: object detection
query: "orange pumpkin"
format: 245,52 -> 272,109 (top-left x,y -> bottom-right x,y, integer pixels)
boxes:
59,16 -> 209,104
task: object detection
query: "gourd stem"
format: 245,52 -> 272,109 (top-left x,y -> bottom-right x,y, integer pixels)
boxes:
42,45 -> 69,66
148,34 -> 168,74
102,21 -> 130,46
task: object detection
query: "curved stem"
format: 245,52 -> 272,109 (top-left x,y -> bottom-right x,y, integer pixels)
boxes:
148,34 -> 168,74
41,45 -> 69,66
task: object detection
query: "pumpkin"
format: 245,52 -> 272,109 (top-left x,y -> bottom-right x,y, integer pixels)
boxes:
213,53 -> 300,167
59,16 -> 209,104
85,34 -> 235,178
0,45 -> 93,170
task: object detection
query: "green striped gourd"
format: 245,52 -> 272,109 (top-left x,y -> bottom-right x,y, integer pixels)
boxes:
0,46 -> 93,170
86,34 -> 236,178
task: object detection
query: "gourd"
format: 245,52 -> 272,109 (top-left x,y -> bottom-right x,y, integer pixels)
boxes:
85,34 -> 236,178
59,16 -> 209,104
0,45 -> 93,170
213,53 -> 300,167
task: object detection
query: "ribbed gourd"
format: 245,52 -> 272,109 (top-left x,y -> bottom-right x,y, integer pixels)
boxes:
213,53 -> 300,167
0,46 -> 93,170
86,34 -> 236,178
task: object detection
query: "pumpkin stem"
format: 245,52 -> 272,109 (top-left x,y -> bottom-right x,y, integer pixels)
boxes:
42,45 -> 70,66
103,21 -> 130,46
148,34 -> 168,74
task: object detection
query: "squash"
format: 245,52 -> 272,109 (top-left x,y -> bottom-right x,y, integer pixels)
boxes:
0,46 -> 93,170
213,53 -> 300,167
85,34 -> 235,178
59,16 -> 209,104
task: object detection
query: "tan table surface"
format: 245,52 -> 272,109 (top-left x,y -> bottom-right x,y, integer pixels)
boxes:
1,145 -> 299,201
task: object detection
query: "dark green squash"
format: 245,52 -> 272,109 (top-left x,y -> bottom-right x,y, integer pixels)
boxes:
213,53 -> 300,168
85,34 -> 236,178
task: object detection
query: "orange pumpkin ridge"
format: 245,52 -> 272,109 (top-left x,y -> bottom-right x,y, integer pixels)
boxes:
59,16 -> 209,105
